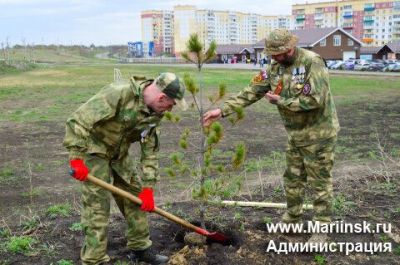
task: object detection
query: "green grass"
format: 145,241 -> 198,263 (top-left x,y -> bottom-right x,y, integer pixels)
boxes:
394,246 -> 400,255
1,64 -> 398,123
0,64 -> 399,122
6,236 -> 37,254
57,260 -> 74,265
6,46 -> 116,64
0,165 -> 15,184
314,254 -> 326,265
69,222 -> 82,232
332,194 -> 356,215
46,203 -> 72,218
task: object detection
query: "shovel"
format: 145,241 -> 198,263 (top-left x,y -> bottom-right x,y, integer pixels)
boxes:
72,173 -> 229,244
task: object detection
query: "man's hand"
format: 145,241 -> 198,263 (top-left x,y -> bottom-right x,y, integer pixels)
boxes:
203,108 -> 222,127
265,91 -> 281,105
138,187 -> 155,212
70,159 -> 89,181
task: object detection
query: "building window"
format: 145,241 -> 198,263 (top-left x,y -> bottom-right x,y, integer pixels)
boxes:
320,38 -> 326,46
333,35 -> 341,46
348,39 -> 354,46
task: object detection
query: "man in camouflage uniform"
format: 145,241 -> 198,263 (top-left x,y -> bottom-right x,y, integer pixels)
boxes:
63,73 -> 186,264
203,29 -> 340,242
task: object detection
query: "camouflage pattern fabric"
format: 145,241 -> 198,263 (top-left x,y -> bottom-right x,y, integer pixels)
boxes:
63,76 -> 163,264
222,47 -> 340,146
63,76 -> 162,188
80,154 -> 152,265
264,28 -> 299,56
155,72 -> 188,110
221,47 -> 340,222
282,137 -> 336,223
155,72 -> 185,100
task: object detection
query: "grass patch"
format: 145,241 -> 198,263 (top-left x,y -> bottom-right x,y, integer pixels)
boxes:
22,216 -> 40,231
21,187 -> 43,197
6,235 -> 37,254
69,222 -> 82,232
333,194 -> 356,216
245,151 -> 285,173
394,246 -> 400,255
57,260 -> 74,265
1,65 -> 399,122
0,165 -> 15,184
46,203 -> 72,218
0,227 -> 11,238
314,254 -> 326,265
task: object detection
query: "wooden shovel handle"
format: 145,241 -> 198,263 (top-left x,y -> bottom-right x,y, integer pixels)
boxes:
86,174 -> 207,235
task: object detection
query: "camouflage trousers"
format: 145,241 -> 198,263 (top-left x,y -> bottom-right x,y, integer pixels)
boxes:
282,136 -> 337,223
80,154 -> 152,265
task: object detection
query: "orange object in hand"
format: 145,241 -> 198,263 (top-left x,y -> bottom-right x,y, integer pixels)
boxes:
274,80 -> 283,95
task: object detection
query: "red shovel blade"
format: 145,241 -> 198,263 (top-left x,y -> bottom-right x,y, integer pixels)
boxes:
195,227 -> 230,244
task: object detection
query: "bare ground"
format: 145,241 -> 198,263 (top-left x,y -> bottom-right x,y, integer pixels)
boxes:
1,99 -> 400,264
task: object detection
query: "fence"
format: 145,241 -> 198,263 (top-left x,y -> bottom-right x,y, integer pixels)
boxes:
120,57 -> 186,64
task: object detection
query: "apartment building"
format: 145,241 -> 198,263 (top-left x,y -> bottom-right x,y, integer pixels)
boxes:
293,0 -> 400,46
141,10 -> 174,55
142,5 -> 292,56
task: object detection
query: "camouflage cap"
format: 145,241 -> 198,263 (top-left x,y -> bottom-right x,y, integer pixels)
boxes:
155,72 -> 187,110
264,29 -> 298,55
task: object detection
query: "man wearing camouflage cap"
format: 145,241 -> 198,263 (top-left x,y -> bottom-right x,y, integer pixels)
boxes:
204,29 -> 339,243
64,72 -> 186,264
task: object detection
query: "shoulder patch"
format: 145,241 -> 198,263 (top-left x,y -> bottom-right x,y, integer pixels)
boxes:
251,70 -> 268,85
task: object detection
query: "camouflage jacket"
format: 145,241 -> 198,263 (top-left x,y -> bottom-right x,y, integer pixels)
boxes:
63,77 -> 162,187
221,47 -> 340,146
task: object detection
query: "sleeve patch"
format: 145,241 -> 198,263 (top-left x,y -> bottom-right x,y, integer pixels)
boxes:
302,83 -> 311,95
251,70 -> 268,85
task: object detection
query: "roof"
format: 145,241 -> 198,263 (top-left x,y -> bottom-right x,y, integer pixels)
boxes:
387,40 -> 400,53
254,27 -> 363,50
360,46 -> 383,54
292,27 -> 363,47
216,44 -> 254,55
360,40 -> 400,54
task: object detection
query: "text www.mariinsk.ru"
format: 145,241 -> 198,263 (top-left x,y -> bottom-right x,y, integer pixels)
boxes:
266,221 -> 391,234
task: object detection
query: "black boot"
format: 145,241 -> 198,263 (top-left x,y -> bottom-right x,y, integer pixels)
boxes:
127,247 -> 168,265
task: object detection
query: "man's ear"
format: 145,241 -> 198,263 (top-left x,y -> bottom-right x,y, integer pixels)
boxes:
158,93 -> 168,102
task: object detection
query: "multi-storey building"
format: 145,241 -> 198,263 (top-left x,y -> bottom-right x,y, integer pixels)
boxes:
293,0 -> 400,46
141,10 -> 174,55
142,5 -> 292,56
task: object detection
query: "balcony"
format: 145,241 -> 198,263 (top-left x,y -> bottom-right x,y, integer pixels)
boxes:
342,23 -> 353,29
393,1 -> 400,11
392,25 -> 400,34
314,13 -> 324,20
364,6 -> 375,12
393,15 -> 400,22
296,15 -> 305,21
363,22 -> 374,29
343,12 -> 353,18
363,17 -> 374,23
362,37 -> 374,43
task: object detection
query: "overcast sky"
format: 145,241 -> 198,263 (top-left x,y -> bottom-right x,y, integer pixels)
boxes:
0,0 -> 330,46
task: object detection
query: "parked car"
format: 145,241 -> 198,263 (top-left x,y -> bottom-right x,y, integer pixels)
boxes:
390,64 -> 400,72
368,62 -> 386,71
383,59 -> 397,65
354,62 -> 370,71
330,61 -> 345,70
343,61 -> 355,70
326,60 -> 337,68
383,63 -> 400,72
